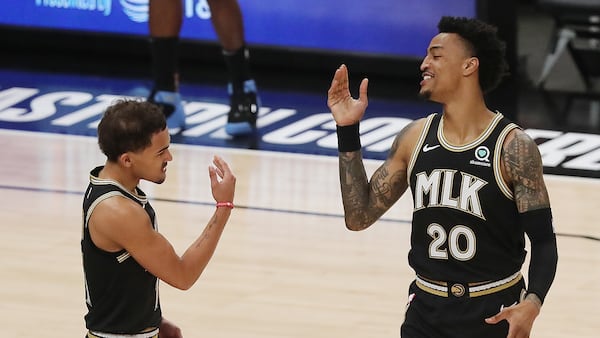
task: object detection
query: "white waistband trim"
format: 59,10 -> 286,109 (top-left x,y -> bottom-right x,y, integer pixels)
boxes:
416,271 -> 522,293
469,271 -> 521,293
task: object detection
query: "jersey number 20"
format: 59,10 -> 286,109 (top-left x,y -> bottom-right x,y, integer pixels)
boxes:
428,223 -> 476,261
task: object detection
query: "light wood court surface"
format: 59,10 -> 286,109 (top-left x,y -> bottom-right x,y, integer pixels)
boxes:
0,128 -> 598,337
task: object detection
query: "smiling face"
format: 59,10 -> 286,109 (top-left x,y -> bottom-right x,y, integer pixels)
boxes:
419,33 -> 476,103
127,128 -> 173,184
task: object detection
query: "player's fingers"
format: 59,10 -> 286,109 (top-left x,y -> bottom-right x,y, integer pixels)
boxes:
215,156 -> 235,180
484,311 -> 505,324
329,67 -> 341,87
328,66 -> 346,97
208,165 -> 217,183
211,156 -> 226,177
359,77 -> 369,106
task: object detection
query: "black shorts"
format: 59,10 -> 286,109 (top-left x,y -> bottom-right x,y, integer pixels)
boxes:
401,278 -> 526,338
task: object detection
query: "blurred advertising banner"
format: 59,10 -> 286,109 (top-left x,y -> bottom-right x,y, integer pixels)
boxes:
3,0 -> 475,58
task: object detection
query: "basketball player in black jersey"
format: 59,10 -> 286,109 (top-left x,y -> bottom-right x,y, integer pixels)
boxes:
81,100 -> 236,338
327,17 -> 558,337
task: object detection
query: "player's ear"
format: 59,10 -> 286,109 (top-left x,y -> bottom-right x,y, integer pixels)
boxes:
463,57 -> 479,76
119,153 -> 133,168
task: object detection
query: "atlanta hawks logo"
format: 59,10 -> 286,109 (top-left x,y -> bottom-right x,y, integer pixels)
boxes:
451,283 -> 466,297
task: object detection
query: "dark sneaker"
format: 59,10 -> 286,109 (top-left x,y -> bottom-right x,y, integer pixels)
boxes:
148,90 -> 185,135
225,79 -> 260,136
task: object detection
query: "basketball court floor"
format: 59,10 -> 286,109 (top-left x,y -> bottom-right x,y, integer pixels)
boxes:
0,59 -> 599,337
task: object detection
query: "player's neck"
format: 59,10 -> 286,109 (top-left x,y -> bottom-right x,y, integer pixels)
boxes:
441,95 -> 495,145
100,162 -> 140,194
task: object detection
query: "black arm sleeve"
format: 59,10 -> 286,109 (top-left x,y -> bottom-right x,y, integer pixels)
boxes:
521,208 -> 558,304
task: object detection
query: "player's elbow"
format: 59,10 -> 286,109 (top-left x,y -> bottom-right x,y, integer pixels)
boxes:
164,278 -> 193,290
163,270 -> 199,290
344,217 -> 370,231
346,223 -> 360,231
179,284 -> 193,291
172,277 -> 197,290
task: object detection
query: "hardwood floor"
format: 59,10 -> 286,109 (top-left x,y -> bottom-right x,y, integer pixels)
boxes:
0,129 -> 598,337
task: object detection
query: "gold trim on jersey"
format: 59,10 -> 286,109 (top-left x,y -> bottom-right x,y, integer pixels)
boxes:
438,112 -> 504,152
407,113 -> 437,182
90,173 -> 148,204
116,251 -> 131,264
415,271 -> 522,298
85,191 -> 125,229
84,190 -> 133,264
494,123 -> 519,200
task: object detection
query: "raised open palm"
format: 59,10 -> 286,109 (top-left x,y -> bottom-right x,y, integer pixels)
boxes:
327,64 -> 369,126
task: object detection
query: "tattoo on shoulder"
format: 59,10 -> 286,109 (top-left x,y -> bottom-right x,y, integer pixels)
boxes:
387,136 -> 401,160
503,130 -> 550,212
387,120 -> 418,160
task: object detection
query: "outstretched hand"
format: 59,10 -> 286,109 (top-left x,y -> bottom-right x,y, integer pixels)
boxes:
327,64 -> 369,126
208,155 -> 236,204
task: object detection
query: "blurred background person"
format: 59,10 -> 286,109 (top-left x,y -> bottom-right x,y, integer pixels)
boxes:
147,0 -> 259,136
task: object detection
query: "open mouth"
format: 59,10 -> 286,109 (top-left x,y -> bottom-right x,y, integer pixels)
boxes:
420,72 -> 434,85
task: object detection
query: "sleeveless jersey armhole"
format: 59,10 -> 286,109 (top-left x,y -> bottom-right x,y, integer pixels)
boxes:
84,191 -> 126,229
493,123 -> 520,200
407,113 -> 437,184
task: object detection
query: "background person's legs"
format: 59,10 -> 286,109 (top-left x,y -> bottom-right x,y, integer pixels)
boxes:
148,0 -> 185,134
147,0 -> 259,136
207,0 -> 259,136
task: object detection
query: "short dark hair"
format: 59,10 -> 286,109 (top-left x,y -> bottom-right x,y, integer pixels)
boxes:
97,99 -> 167,162
438,16 -> 508,93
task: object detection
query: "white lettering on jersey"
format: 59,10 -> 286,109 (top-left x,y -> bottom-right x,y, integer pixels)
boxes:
414,169 -> 488,219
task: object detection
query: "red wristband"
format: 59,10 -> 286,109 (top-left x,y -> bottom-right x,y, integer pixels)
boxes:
216,202 -> 234,209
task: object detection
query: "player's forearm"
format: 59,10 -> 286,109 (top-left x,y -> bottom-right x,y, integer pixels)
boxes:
526,235 -> 558,304
336,122 -> 380,230
522,208 -> 558,304
339,151 -> 377,230
178,207 -> 231,289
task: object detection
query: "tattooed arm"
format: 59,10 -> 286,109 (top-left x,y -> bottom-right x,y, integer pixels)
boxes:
327,64 -> 421,230
490,128 -> 558,336
501,128 -> 550,212
339,121 -> 421,230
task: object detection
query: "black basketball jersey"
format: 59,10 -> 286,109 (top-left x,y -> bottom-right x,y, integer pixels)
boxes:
407,113 -> 526,282
81,166 -> 162,334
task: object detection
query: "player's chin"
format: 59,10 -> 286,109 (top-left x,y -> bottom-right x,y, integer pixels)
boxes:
418,88 -> 432,100
152,173 -> 167,184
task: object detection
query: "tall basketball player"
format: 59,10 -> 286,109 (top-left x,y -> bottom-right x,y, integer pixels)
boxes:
327,16 -> 558,337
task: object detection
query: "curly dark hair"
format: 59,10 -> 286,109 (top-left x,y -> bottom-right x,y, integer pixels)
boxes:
438,16 -> 509,93
97,99 -> 167,162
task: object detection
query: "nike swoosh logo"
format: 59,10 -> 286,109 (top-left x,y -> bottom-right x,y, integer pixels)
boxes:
422,144 -> 440,152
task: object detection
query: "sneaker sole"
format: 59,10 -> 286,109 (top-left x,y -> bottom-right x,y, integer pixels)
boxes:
225,122 -> 255,136
166,113 -> 186,135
